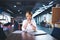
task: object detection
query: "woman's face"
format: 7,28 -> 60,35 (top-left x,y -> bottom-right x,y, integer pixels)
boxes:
26,13 -> 32,21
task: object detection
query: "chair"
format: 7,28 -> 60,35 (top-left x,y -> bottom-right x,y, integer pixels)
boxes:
0,28 -> 7,40
51,27 -> 60,40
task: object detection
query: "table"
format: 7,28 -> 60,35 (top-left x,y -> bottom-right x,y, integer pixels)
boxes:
6,30 -> 57,40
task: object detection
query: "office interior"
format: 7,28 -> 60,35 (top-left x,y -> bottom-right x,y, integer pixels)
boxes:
0,0 -> 60,40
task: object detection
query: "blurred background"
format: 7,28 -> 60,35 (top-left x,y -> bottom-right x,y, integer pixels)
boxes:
0,0 -> 60,40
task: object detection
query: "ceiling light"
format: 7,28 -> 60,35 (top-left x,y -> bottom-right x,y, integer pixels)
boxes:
19,12 -> 22,14
18,10 -> 20,12
14,5 -> 16,7
17,2 -> 21,5
43,5 -> 45,7
49,1 -> 53,5
50,11 -> 52,13
7,9 -> 13,13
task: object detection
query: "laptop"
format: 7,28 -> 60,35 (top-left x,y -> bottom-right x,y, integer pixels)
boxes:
28,30 -> 47,36
12,30 -> 47,36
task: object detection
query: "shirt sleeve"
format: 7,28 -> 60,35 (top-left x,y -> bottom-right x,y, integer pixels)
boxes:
22,20 -> 26,31
32,19 -> 37,28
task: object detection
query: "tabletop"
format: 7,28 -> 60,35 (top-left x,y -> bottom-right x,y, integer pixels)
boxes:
6,30 -> 57,40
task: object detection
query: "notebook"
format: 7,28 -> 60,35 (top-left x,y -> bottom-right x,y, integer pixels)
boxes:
28,30 -> 47,36
12,30 -> 47,36
12,30 -> 22,34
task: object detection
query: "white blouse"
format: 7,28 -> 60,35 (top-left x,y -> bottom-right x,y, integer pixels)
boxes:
22,19 -> 37,32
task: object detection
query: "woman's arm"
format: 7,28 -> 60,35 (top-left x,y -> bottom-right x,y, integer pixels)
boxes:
23,22 -> 28,29
31,20 -> 37,31
22,20 -> 28,31
31,24 -> 36,31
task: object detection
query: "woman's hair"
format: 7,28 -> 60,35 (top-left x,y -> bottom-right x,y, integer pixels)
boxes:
26,11 -> 32,16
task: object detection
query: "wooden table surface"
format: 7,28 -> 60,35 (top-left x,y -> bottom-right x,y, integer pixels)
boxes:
6,30 -> 57,40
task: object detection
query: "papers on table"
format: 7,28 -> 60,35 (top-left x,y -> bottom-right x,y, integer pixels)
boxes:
29,30 -> 47,36
12,30 -> 22,34
12,30 -> 47,36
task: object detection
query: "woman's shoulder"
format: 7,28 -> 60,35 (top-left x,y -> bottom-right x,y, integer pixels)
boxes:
23,19 -> 27,22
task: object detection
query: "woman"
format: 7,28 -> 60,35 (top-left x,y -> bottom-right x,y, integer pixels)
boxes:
22,11 -> 37,32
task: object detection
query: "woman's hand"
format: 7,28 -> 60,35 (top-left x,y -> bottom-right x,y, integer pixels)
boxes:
23,20 -> 31,29
27,20 -> 36,31
27,20 -> 31,24
30,23 -> 36,31
23,22 -> 28,29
